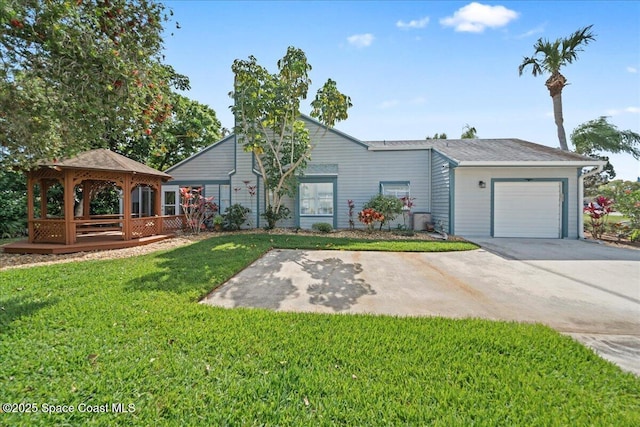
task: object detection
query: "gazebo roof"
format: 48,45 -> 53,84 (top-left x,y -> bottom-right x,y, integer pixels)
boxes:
40,149 -> 172,181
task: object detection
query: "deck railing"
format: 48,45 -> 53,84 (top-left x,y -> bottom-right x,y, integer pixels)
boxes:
29,219 -> 66,243
28,215 -> 186,244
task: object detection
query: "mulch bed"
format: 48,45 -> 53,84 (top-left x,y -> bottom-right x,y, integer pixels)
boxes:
583,231 -> 640,250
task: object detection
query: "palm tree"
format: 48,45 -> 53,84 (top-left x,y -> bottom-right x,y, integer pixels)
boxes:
518,25 -> 596,151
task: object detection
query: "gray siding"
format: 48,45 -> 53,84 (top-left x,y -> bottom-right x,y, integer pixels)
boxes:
430,151 -> 451,233
166,137 -> 235,181
454,167 -> 581,238
231,142 -> 259,228
301,121 -> 430,230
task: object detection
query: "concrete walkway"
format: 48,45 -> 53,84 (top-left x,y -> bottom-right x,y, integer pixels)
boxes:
201,241 -> 640,375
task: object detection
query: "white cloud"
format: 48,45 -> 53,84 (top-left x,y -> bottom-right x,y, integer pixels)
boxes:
396,16 -> 430,29
604,107 -> 640,116
516,24 -> 545,39
378,99 -> 399,109
347,33 -> 374,48
440,2 -> 519,33
627,66 -> 638,73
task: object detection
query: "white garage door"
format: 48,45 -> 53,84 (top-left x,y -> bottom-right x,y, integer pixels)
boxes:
494,181 -> 561,238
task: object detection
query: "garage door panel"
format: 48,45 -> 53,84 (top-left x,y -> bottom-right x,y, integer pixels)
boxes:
494,181 -> 561,238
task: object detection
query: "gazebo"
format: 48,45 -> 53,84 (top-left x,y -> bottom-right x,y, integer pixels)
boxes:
4,149 -> 184,254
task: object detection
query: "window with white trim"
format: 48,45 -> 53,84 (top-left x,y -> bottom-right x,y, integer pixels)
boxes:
300,182 -> 333,216
380,182 -> 410,198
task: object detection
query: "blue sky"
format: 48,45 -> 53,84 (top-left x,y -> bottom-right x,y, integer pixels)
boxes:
162,1 -> 639,181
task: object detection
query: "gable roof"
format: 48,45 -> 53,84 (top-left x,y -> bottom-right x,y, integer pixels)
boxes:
164,133 -> 235,173
366,138 -> 604,166
40,149 -> 172,180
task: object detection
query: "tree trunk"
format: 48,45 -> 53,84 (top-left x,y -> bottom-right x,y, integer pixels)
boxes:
545,72 -> 569,151
551,92 -> 568,151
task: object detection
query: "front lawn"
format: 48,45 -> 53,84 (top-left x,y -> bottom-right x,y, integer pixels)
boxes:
1,234 -> 638,425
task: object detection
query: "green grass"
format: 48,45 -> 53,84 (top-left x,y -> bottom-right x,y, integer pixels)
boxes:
583,213 -> 631,225
1,234 -> 638,425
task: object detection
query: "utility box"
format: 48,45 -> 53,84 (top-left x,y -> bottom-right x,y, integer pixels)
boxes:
412,212 -> 433,231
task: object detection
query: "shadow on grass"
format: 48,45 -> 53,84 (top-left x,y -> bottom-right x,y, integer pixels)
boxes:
0,295 -> 58,334
127,235 -> 269,297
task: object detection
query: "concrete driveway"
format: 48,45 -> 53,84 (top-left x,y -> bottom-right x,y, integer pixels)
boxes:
201,239 -> 640,374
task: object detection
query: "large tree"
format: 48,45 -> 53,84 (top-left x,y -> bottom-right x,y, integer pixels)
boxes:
112,92 -> 222,170
571,116 -> 640,189
518,25 -> 595,151
0,0 -> 186,168
230,46 -> 352,229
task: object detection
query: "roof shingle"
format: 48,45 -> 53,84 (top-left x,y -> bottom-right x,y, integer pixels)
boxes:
41,149 -> 172,179
365,138 -> 600,163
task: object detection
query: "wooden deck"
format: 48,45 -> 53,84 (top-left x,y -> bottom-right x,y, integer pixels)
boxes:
3,232 -> 175,255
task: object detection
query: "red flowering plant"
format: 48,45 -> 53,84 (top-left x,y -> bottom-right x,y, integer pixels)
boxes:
583,195 -> 614,240
400,195 -> 415,230
243,181 -> 257,227
180,187 -> 218,234
358,208 -> 385,232
347,199 -> 356,229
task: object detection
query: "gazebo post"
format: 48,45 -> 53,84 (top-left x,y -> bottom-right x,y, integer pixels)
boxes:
82,181 -> 91,220
27,174 -> 35,243
122,175 -> 132,240
154,181 -> 162,234
63,170 -> 76,244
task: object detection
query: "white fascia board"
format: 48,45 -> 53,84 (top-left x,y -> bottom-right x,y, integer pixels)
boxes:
456,160 -> 607,167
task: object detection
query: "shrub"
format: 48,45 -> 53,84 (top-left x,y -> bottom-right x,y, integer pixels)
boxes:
597,180 -> 640,227
311,222 -> 333,233
180,187 -> 218,234
363,194 -> 403,230
261,205 -> 290,230
358,208 -> 385,231
223,204 -> 251,230
583,196 -> 614,240
0,170 -> 27,237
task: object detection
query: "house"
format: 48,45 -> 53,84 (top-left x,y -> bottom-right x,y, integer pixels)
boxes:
162,116 -> 604,239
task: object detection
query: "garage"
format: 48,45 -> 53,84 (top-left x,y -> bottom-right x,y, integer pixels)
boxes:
493,180 -> 563,238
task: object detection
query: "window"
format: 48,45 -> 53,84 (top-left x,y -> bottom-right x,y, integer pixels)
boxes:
163,190 -> 176,215
380,182 -> 410,198
218,184 -> 230,213
300,182 -> 333,216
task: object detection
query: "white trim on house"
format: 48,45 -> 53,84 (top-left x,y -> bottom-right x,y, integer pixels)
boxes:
455,161 -> 606,167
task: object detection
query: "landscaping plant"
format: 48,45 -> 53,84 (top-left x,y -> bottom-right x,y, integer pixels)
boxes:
311,222 -> 333,233
363,194 -> 403,230
358,208 -> 385,231
347,199 -> 355,229
223,203 -> 251,230
180,187 -> 218,233
583,195 -> 614,239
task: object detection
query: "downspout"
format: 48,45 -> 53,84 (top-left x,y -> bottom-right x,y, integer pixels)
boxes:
578,165 -> 603,239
